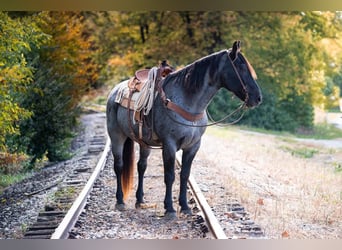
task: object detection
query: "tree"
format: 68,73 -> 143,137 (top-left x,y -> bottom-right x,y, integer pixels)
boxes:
5,11 -> 98,165
0,12 -> 48,150
210,12 -> 336,131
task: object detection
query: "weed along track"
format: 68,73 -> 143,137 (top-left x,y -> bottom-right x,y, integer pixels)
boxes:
1,112 -> 264,239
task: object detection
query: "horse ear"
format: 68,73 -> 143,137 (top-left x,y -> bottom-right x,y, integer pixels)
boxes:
229,40 -> 241,61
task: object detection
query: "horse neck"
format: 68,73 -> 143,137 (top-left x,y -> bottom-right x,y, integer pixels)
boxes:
164,65 -> 221,114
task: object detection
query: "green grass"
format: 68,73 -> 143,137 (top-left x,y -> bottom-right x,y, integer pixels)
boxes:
0,173 -> 31,194
333,162 -> 342,174
95,96 -> 107,106
54,186 -> 76,199
280,146 -> 319,159
303,123 -> 342,140
239,122 -> 342,140
238,125 -> 294,137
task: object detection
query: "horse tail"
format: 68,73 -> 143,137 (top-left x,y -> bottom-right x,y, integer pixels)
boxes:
122,137 -> 135,201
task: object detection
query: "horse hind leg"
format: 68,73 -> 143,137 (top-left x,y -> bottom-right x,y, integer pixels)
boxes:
112,145 -> 125,210
135,146 -> 151,209
112,137 -> 135,211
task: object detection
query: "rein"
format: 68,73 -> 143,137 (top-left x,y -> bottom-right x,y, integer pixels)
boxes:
158,51 -> 249,128
163,101 -> 247,128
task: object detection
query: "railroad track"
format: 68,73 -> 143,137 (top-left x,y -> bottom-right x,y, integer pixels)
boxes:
46,138 -> 227,239
22,115 -> 263,239
51,139 -> 111,239
22,139 -> 228,239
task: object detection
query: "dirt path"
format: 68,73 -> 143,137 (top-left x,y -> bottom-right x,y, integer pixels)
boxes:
326,112 -> 342,130
243,130 -> 342,149
193,127 -> 342,239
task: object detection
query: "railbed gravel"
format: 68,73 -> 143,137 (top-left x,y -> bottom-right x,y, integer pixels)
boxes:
0,112 -> 106,239
191,157 -> 265,239
1,111 -> 263,239
70,144 -> 263,239
70,151 -> 213,239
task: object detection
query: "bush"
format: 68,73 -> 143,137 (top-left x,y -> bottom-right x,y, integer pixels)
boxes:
20,67 -> 79,166
208,88 -> 314,132
4,12 -> 93,168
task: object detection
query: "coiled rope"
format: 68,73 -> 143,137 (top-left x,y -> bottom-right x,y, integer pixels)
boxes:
134,66 -> 159,117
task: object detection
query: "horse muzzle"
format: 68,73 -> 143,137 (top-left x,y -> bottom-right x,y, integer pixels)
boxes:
246,93 -> 262,108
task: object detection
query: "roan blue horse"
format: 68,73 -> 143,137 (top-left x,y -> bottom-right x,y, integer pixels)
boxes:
106,41 -> 262,218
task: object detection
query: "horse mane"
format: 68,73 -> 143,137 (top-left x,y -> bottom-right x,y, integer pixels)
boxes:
164,50 -> 228,94
163,50 -> 257,94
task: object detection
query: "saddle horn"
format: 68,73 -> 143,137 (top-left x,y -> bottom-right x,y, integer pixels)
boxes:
159,59 -> 174,77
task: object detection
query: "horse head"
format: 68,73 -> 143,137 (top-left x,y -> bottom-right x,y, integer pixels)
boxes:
227,41 -> 262,108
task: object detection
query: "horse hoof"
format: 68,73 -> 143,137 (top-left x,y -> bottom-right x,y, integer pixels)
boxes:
115,203 -> 126,211
181,209 -> 192,216
164,211 -> 177,220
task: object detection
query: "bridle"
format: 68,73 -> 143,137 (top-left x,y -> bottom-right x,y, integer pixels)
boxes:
159,50 -> 250,128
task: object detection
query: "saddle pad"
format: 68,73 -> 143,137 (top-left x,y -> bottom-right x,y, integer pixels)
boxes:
114,79 -> 143,110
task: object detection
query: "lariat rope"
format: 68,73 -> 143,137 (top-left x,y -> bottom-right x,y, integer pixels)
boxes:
134,67 -> 159,117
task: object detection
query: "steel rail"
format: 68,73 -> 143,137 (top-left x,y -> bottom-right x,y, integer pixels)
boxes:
50,138 -> 226,239
176,151 -> 228,239
50,137 -> 111,239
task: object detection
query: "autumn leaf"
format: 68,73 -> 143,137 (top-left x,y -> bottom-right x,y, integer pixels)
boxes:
281,231 -> 290,238
257,198 -> 264,206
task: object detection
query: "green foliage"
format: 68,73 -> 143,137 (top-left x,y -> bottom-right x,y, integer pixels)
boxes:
332,67 -> 342,98
334,163 -> 342,173
206,12 -> 340,132
305,122 -> 342,139
2,11 -> 342,171
299,11 -> 335,38
0,173 -> 30,191
18,12 -> 92,165
0,12 -> 49,150
208,87 -> 314,132
241,89 -> 300,131
3,11 -> 95,166
19,66 -> 79,164
86,11 -> 341,132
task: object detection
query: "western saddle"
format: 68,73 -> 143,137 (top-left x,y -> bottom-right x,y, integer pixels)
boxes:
128,61 -> 174,92
122,60 -> 174,147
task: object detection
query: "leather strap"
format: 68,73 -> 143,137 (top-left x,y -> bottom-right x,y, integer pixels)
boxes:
127,90 -> 151,148
157,79 -> 204,122
165,99 -> 204,122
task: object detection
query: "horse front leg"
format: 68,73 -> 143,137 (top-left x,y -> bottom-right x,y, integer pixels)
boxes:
179,141 -> 201,214
135,146 -> 151,208
162,143 -> 177,218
